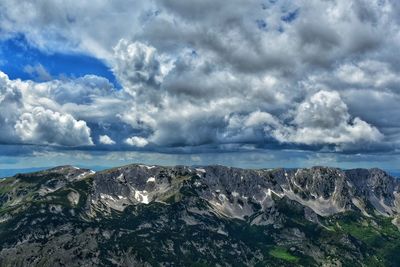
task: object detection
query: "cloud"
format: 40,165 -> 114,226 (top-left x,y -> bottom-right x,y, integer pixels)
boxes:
0,0 -> 154,60
23,63 -> 52,81
15,106 -> 93,146
306,60 -> 400,93
99,135 -> 116,145
27,74 -> 116,105
0,72 -> 23,144
0,0 -> 399,155
272,91 -> 383,148
221,111 -> 280,144
294,90 -> 350,129
0,71 -> 96,146
112,40 -> 174,99
125,136 -> 149,147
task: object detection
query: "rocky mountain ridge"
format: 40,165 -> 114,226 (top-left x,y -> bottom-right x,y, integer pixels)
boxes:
87,164 -> 400,219
0,164 -> 399,266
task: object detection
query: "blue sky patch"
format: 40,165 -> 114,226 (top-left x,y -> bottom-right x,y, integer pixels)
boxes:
0,35 -> 119,87
281,9 -> 300,23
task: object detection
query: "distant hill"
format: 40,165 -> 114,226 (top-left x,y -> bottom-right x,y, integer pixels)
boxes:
0,167 -> 49,178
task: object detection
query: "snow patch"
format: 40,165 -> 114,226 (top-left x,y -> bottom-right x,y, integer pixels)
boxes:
216,228 -> 228,236
76,171 -> 93,180
116,173 -> 125,182
138,165 -> 155,169
231,191 -> 240,198
147,177 -> 156,183
292,180 -> 303,190
194,181 -> 202,187
266,188 -> 285,198
100,193 -> 116,201
134,190 -> 149,204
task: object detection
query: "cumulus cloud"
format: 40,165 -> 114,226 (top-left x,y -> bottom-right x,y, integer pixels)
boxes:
272,91 -> 384,148
0,72 -> 23,144
294,90 -> 350,129
113,40 -> 173,94
221,111 -> 280,144
0,0 -> 399,154
0,71 -> 97,146
125,136 -> 149,147
15,107 -> 93,146
99,135 -> 116,145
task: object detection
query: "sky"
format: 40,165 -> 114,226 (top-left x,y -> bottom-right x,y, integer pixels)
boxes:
0,0 -> 399,175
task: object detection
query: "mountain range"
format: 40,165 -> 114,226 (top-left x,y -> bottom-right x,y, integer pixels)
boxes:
0,164 -> 399,266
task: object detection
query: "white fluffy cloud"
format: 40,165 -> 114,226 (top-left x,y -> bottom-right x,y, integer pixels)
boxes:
125,136 -> 149,147
99,135 -> 116,145
0,72 -> 96,146
294,90 -> 350,129
0,72 -> 23,143
272,91 -> 383,147
113,40 -> 173,94
15,107 -> 93,146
